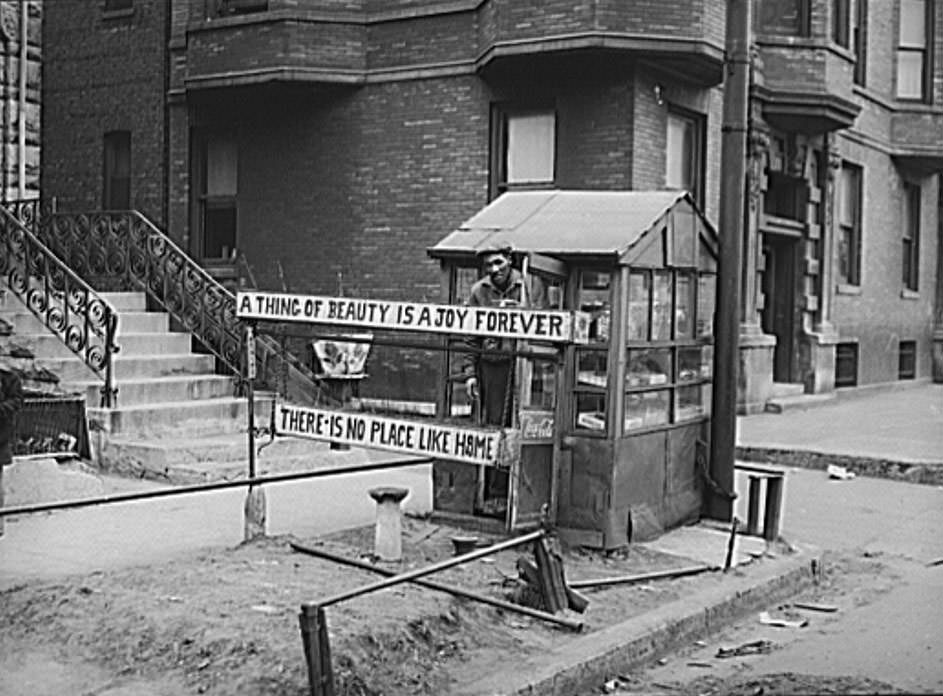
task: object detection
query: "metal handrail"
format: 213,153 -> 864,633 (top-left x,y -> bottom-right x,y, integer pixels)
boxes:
25,205 -> 330,405
0,204 -> 118,407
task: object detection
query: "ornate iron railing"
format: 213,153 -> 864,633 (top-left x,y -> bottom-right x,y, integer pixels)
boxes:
0,204 -> 118,407
31,207 -> 331,406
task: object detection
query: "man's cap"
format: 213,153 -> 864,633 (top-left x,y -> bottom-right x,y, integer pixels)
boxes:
475,242 -> 513,258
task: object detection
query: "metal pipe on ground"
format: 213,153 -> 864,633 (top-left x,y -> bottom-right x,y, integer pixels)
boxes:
289,540 -> 583,631
307,529 -> 545,610
298,529 -> 553,696
567,564 -> 716,589
0,456 -> 432,518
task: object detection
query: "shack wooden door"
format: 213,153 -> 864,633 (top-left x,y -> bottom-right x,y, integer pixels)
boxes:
507,254 -> 567,531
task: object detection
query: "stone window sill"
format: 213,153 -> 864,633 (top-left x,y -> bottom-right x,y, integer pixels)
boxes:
102,8 -> 135,20
901,289 -> 919,300
836,283 -> 861,296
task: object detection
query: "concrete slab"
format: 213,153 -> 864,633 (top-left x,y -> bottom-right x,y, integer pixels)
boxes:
641,523 -> 768,569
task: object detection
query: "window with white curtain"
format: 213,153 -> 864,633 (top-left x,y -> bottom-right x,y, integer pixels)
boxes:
506,112 -> 555,185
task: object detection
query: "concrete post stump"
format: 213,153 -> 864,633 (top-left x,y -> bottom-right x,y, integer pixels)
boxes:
368,486 -> 409,561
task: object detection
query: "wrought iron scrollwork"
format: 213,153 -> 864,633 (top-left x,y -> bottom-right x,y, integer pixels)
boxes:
36,209 -> 328,404
0,204 -> 118,406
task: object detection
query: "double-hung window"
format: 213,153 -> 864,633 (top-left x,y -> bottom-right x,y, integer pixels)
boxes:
833,0 -> 852,46
837,162 -> 862,286
897,0 -> 934,101
853,0 -> 868,85
665,108 -> 705,205
834,0 -> 868,85
902,183 -> 921,292
490,105 -> 555,199
201,136 -> 238,259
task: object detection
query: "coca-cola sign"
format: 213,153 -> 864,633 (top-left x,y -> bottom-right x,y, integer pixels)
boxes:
520,410 -> 554,443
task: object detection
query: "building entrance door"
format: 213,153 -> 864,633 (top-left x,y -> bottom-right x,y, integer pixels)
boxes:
761,234 -> 798,383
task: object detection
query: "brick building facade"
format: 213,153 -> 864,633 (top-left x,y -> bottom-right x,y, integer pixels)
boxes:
1,1 -> 41,203
41,0 -> 942,405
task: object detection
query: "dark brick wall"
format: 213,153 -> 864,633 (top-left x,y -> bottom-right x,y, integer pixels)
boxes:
41,0 -> 167,224
187,18 -> 365,78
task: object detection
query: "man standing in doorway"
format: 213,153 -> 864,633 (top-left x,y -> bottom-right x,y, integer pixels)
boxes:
462,244 -> 524,427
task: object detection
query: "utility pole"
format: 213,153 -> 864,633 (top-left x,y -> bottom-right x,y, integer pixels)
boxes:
708,0 -> 752,520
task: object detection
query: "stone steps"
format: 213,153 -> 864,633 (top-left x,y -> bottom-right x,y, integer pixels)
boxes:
98,430 -> 370,484
0,309 -> 168,335
38,352 -> 218,383
2,283 -> 282,476
63,374 -> 236,406
88,394 -> 274,436
2,331 -> 192,359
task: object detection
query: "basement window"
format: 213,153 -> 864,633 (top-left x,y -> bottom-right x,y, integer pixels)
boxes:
835,342 -> 858,388
898,340 -> 916,380
215,0 -> 269,18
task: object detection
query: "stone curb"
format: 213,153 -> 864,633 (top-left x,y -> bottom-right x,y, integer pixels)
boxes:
455,549 -> 819,696
736,446 -> 943,486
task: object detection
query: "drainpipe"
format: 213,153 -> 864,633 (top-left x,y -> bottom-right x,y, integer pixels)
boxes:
2,14 -> 9,202
17,0 -> 26,200
708,0 -> 752,521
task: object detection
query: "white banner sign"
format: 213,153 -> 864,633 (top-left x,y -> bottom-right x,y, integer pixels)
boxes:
237,291 -> 589,344
276,402 -> 504,466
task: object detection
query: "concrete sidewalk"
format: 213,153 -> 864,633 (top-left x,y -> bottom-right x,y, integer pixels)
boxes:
737,381 -> 943,465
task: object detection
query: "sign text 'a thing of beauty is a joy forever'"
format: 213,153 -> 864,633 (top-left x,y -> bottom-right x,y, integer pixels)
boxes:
236,291 -> 589,343
276,403 -> 504,466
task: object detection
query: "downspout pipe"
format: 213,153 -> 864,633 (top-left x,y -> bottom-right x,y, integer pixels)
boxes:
708,0 -> 752,521
17,0 -> 26,200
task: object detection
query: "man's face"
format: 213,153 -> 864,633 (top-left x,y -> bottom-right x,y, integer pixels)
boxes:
483,252 -> 511,287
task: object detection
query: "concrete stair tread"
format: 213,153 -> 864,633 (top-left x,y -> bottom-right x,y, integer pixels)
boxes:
103,435 -> 366,484
111,424 -> 320,460
765,391 -> 837,414
89,395 -> 271,414
111,352 -> 206,361
770,382 -> 805,398
63,374 -> 234,388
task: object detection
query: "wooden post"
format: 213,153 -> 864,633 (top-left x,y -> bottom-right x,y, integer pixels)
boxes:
244,323 -> 266,541
533,537 -> 568,613
299,605 -> 334,696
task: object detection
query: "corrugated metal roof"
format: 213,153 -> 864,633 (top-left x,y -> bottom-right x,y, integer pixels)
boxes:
430,190 -> 695,260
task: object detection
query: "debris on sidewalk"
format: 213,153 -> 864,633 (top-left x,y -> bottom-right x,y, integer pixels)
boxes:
827,464 -> 856,480
759,610 -> 808,628
792,601 -> 838,612
715,638 -> 774,658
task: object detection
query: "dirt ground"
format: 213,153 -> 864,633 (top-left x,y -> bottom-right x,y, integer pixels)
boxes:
0,514 -> 732,696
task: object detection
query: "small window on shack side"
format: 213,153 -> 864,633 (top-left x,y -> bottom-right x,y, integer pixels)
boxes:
623,266 -> 716,435
573,269 -> 612,433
